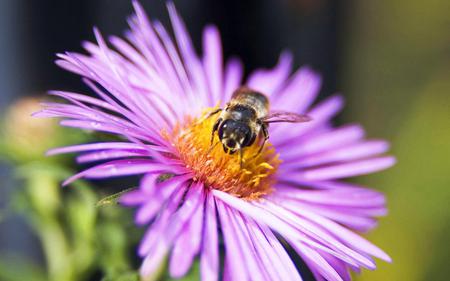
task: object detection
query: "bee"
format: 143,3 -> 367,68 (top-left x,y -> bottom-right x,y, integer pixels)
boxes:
208,86 -> 311,166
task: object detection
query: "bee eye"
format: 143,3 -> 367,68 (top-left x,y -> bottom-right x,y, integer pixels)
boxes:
242,128 -> 255,147
218,120 -> 232,139
218,125 -> 225,138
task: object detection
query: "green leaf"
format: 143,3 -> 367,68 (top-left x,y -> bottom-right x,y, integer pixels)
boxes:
157,173 -> 175,182
96,187 -> 137,207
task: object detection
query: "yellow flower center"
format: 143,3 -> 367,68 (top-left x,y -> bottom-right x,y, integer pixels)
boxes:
165,108 -> 280,200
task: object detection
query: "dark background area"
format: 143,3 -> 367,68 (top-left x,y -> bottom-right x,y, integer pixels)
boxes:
0,0 -> 340,108
1,0 -> 449,280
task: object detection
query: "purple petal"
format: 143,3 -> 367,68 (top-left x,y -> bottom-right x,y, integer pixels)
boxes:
202,25 -> 223,105
92,27 -> 175,130
118,189 -> 146,206
240,215 -> 303,281
226,207 -> 273,281
280,199 -> 379,232
320,252 -> 352,281
134,174 -> 192,225
247,51 -> 292,97
167,2 -> 210,110
257,201 -> 376,269
247,221 -> 303,281
222,57 -> 244,103
59,51 -> 170,138
48,90 -> 119,112
271,95 -> 344,146
296,244 -> 343,281
216,200 -> 250,281
135,200 -> 164,225
163,182 -> 204,242
200,193 -> 220,281
213,190 -> 364,268
273,185 -> 385,207
82,78 -> 164,137
256,225 -> 302,280
278,124 -> 366,163
46,142 -> 150,156
139,240 -> 168,277
284,140 -> 390,169
169,190 -> 205,278
282,156 -> 396,181
138,185 -> 186,256
76,149 -> 147,163
278,199 -> 391,261
62,160 -> 181,186
272,66 -> 321,113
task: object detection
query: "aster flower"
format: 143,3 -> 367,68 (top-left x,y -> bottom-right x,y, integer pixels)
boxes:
36,1 -> 395,280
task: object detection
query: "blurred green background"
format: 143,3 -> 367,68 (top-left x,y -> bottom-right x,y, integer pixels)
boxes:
0,0 -> 449,280
342,0 -> 450,280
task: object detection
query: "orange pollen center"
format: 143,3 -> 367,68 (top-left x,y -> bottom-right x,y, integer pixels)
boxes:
164,108 -> 280,200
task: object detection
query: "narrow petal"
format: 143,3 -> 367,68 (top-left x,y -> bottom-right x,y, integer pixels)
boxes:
222,57 -> 244,103
200,193 -> 220,281
226,208 -> 271,281
283,156 -> 396,181
216,200 -> 250,281
247,221 -> 303,281
76,149 -> 147,163
118,189 -> 146,206
296,244 -> 343,281
48,90 -> 119,112
278,199 -> 391,261
167,2 -> 210,109
213,190 -> 364,268
258,201 -> 376,269
140,240 -> 168,277
262,226 -> 306,280
280,199 -> 379,232
283,140 -> 389,169
46,142 -> 151,156
203,25 -> 223,105
320,252 -> 352,281
62,160 -> 181,186
132,175 -> 188,225
137,185 -> 186,257
272,95 -> 344,146
169,190 -> 205,278
278,124 -> 366,163
273,185 -> 385,207
272,66 -> 322,113
247,51 -> 293,97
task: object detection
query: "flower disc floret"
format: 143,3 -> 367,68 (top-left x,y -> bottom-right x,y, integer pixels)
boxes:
166,109 -> 280,200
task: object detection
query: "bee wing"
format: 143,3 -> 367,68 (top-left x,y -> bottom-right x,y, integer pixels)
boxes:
261,111 -> 312,123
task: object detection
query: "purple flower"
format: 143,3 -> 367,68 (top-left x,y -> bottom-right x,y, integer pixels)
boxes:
37,1 -> 395,280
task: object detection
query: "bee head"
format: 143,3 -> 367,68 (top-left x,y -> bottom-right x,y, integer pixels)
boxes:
218,119 -> 253,154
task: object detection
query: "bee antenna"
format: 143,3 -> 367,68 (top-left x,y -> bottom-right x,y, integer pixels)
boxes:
238,145 -> 244,169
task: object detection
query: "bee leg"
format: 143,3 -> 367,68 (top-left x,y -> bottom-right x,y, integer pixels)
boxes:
253,123 -> 269,158
208,115 -> 223,155
206,108 -> 222,118
239,148 -> 244,169
210,118 -> 222,146
194,108 -> 222,126
207,140 -> 220,154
